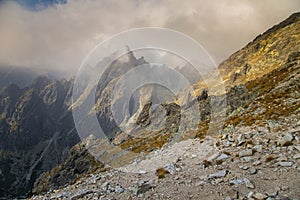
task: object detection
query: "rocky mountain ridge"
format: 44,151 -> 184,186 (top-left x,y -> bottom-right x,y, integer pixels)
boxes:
29,12 -> 300,200
0,12 -> 299,199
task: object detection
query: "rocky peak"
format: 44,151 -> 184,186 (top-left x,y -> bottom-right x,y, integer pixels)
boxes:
219,12 -> 300,85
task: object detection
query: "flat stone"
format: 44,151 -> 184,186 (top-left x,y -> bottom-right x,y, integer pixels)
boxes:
239,149 -> 253,157
241,166 -> 249,170
216,153 -> 230,161
229,179 -> 244,185
278,161 -> 293,167
208,170 -> 228,179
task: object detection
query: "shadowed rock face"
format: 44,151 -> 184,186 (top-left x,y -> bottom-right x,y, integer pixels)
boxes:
0,77 -> 80,198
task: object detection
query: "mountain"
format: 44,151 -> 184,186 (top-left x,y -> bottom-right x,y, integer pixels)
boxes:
0,47 -> 152,198
29,12 -> 300,200
0,75 -> 79,198
0,12 -> 299,199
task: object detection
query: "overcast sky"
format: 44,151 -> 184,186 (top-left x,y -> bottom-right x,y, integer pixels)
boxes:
0,0 -> 299,75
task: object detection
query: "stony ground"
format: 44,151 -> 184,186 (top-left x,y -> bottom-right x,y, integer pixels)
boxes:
29,115 -> 300,200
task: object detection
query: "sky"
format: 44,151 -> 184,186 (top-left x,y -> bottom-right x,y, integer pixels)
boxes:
0,0 -> 299,75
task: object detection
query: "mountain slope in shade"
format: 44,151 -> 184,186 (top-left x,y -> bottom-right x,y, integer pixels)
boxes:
0,76 -> 80,198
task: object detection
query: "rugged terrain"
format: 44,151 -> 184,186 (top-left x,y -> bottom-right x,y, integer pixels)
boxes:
0,12 -> 299,199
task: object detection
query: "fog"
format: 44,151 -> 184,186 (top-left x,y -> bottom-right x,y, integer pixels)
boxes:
0,0 -> 299,76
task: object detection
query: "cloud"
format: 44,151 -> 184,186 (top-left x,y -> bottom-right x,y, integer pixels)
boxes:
0,0 -> 299,74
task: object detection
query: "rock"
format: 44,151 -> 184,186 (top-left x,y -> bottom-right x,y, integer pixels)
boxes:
241,165 -> 249,170
247,167 -> 257,175
138,169 -> 147,174
279,133 -> 294,146
164,163 -> 176,175
207,152 -> 220,161
278,155 -> 288,162
237,135 -> 246,146
108,184 -> 115,193
247,191 -> 254,198
115,185 -> 125,193
243,178 -> 255,189
294,145 -> 300,152
242,156 -> 254,162
208,170 -> 228,179
278,161 -> 293,167
252,192 -> 267,200
136,180 -> 154,195
293,153 -> 300,159
253,145 -> 263,153
216,153 -> 230,162
266,189 -> 278,197
253,160 -> 262,166
228,136 -> 235,142
239,149 -> 253,157
229,179 -> 244,185
191,154 -> 197,159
